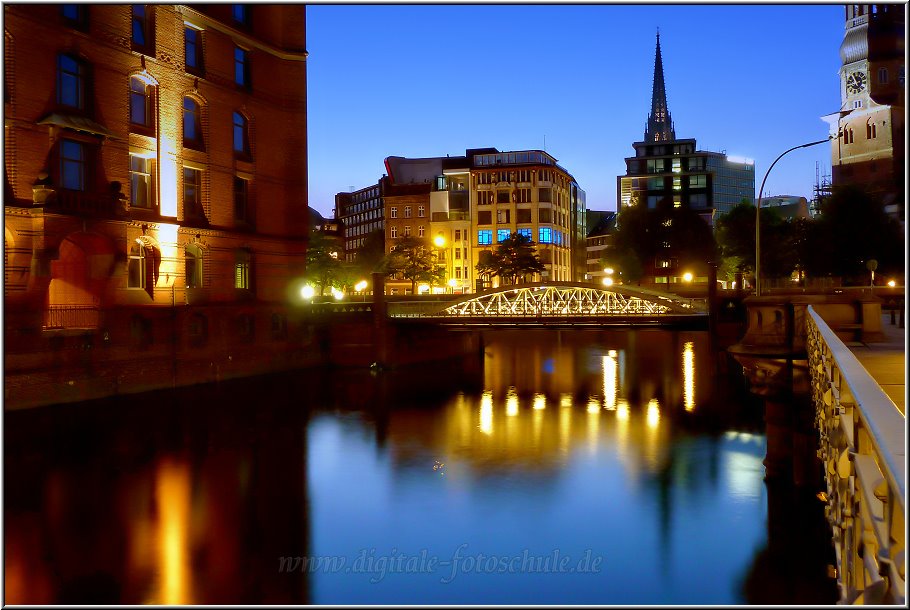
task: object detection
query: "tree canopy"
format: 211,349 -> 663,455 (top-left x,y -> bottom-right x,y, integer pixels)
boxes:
475,232 -> 544,286
305,230 -> 343,295
379,236 -> 444,292
611,201 -> 716,283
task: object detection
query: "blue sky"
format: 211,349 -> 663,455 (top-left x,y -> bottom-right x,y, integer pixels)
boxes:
306,4 -> 846,217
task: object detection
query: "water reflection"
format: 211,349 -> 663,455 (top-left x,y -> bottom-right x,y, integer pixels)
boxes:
5,329 -> 835,604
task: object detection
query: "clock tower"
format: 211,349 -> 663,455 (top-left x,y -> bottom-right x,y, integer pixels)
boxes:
824,4 -> 905,222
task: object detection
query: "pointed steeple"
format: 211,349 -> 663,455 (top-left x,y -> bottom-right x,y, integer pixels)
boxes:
645,30 -> 676,142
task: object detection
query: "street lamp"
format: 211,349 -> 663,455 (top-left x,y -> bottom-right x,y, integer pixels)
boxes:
755,136 -> 831,296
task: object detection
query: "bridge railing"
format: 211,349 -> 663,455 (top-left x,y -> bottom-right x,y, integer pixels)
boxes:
807,305 -> 905,605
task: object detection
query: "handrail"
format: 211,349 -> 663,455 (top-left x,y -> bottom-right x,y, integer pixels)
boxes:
807,305 -> 905,605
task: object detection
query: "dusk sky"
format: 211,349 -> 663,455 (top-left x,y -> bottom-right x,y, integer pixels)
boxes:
306,4 -> 846,217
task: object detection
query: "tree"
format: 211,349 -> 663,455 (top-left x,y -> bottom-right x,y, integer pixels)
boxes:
810,185 -> 904,282
715,201 -> 797,282
355,229 -> 386,276
305,230 -> 343,296
477,232 -> 545,286
379,236 -> 444,293
612,200 -> 716,282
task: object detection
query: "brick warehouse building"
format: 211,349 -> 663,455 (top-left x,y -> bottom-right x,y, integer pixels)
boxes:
3,5 -> 311,408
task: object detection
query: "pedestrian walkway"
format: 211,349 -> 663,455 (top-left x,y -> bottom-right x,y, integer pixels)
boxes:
847,313 -> 906,415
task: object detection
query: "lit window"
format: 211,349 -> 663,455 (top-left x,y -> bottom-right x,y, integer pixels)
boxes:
128,242 -> 146,288
539,227 -> 552,243
234,47 -> 250,88
418,225 -> 425,237
404,206 -> 411,218
497,229 -> 511,243
517,228 -> 532,240
234,249 -> 251,289
130,155 -> 151,208
390,226 -> 397,238
232,111 -> 249,155
57,54 -> 84,109
390,207 -> 397,219
60,140 -> 85,191
477,230 -> 492,245
129,77 -> 151,127
185,27 -> 203,73
417,205 -> 425,217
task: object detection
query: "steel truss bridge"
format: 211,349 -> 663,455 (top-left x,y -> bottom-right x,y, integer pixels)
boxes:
386,282 -> 707,327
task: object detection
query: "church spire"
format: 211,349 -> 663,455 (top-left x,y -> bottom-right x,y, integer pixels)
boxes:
645,30 -> 676,142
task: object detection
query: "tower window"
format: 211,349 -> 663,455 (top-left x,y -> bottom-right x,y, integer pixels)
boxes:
234,46 -> 250,88
131,5 -> 154,54
185,27 -> 204,74
57,54 -> 85,110
183,97 -> 203,148
60,140 -> 85,191
130,155 -> 152,208
129,76 -> 152,128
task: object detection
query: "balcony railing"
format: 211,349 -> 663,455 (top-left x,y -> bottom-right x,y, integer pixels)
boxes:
44,305 -> 100,329
46,190 -> 121,216
807,306 -> 905,605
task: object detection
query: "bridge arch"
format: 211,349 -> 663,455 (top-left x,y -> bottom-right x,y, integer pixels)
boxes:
438,282 -> 700,317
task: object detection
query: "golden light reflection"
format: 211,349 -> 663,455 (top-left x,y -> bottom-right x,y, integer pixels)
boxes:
155,458 -> 192,604
505,387 -> 519,417
558,398 -> 572,455
586,396 -> 601,414
683,341 -> 695,411
479,391 -> 493,435
615,398 -> 630,458
646,399 -> 661,429
616,400 -> 630,422
602,354 -> 617,410
156,223 -> 179,283
532,393 -> 546,410
587,398 -> 600,454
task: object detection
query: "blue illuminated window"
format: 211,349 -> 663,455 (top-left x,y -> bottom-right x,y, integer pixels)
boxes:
478,230 -> 492,245
57,54 -> 84,109
517,228 -> 532,240
538,227 -> 552,244
61,140 -> 84,191
497,229 -> 511,243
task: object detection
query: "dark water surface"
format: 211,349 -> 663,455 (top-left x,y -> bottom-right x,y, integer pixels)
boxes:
4,329 -> 836,604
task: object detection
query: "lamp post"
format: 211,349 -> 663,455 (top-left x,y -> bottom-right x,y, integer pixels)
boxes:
755,137 -> 831,296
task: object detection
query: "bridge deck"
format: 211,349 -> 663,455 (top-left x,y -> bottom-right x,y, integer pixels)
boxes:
847,312 -> 906,415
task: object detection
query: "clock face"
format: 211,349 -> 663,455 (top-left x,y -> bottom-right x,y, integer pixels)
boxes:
846,71 -> 867,94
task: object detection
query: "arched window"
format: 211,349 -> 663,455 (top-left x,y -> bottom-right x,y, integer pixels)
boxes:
57,54 -> 85,109
183,97 -> 203,148
129,76 -> 152,127
232,111 -> 249,156
128,237 -> 160,298
185,243 -> 203,288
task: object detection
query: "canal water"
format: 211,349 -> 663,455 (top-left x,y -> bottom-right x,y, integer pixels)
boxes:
4,329 -> 837,604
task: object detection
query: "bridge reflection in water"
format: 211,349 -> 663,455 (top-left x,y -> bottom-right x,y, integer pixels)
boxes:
4,329 -> 837,604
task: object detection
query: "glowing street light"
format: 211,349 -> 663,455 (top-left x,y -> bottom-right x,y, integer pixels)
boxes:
330,286 -> 344,300
682,271 -> 693,283
604,267 -> 614,275
602,277 -> 614,287
433,234 -> 446,248
354,280 -> 368,292
888,279 -> 896,288
300,285 -> 315,300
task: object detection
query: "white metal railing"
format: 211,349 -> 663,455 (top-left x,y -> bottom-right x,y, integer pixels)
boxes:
807,305 -> 905,605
